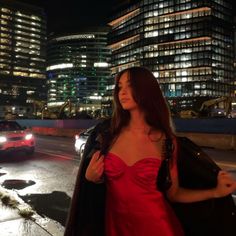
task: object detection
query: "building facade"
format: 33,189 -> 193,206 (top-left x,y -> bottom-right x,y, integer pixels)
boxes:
0,0 -> 47,118
47,28 -> 111,117
108,0 -> 234,111
234,16 -> 236,96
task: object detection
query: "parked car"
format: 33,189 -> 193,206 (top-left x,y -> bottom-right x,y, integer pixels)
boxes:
229,109 -> 236,118
0,120 -> 35,155
209,108 -> 227,118
74,126 -> 94,158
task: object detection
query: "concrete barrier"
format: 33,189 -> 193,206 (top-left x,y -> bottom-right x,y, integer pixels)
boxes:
15,118 -> 236,150
31,127 -> 83,138
30,126 -> 236,151
177,132 -> 236,150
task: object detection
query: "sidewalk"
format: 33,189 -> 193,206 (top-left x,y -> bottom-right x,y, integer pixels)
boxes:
0,186 -> 64,236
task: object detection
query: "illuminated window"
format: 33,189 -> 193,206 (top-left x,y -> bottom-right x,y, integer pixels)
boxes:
94,62 -> 108,67
1,8 -> 11,14
13,71 -> 29,77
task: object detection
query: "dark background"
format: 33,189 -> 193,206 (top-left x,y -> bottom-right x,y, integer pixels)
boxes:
18,0 -> 236,33
19,0 -> 113,33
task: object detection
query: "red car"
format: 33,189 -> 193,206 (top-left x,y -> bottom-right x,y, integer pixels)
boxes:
0,120 -> 35,155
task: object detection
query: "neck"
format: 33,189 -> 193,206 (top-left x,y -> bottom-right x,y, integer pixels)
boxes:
128,110 -> 150,131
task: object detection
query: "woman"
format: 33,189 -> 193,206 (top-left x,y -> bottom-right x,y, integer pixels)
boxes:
65,67 -> 236,236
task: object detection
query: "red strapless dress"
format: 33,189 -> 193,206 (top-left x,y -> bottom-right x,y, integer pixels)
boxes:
104,152 -> 184,236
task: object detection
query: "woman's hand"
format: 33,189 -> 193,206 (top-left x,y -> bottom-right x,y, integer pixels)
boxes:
213,170 -> 236,198
85,151 -> 104,183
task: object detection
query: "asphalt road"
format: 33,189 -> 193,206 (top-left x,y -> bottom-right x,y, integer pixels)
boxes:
0,135 -> 80,227
0,135 -> 235,228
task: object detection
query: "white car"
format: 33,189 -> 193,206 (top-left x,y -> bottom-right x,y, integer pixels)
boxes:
74,126 -> 94,158
0,120 -> 35,155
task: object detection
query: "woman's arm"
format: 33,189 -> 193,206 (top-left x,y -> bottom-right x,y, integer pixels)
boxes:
85,150 -> 104,183
166,138 -> 236,203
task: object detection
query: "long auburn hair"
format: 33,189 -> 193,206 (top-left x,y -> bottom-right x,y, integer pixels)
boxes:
110,66 -> 175,141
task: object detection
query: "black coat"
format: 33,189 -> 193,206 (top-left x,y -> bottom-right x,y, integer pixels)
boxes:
65,120 -> 236,236
64,119 -> 110,236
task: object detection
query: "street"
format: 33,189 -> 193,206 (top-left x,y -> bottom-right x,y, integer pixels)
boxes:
0,135 -> 80,228
0,135 -> 236,230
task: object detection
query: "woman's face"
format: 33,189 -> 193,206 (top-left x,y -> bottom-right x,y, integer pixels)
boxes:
118,72 -> 138,111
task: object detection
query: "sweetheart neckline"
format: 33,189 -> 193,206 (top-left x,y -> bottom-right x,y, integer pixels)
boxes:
107,152 -> 161,167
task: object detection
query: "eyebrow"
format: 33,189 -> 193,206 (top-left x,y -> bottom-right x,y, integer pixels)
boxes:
118,79 -> 130,85
118,81 -> 124,86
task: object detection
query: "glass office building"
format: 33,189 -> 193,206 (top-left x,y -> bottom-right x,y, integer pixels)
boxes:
0,0 -> 46,118
108,0 -> 234,110
47,28 -> 111,114
234,16 -> 236,97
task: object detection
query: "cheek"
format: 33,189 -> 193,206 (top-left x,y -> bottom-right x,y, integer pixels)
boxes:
127,88 -> 134,98
118,91 -> 122,99
129,91 -> 136,102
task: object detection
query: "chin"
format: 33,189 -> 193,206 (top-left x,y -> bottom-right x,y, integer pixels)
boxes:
122,105 -> 137,111
121,105 -> 131,110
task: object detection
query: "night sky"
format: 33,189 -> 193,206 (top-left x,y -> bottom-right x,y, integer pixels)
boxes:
19,0 -> 113,33
18,0 -> 236,33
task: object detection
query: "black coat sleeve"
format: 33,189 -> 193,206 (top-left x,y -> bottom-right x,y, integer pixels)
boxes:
64,122 -> 108,236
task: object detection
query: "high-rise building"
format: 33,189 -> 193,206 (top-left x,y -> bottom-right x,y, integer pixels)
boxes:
0,0 -> 47,118
108,0 -> 234,111
233,16 -> 236,96
47,27 -> 111,116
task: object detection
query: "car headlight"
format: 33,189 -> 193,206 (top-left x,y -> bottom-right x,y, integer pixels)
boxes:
0,136 -> 7,143
25,133 -> 33,140
75,138 -> 85,149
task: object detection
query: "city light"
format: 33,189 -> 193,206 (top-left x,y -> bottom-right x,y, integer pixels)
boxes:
94,62 -> 108,67
46,63 -> 74,71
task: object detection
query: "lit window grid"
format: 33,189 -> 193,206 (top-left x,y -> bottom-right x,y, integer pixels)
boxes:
47,71 -> 110,101
47,32 -> 111,106
0,5 -> 46,78
108,0 -> 234,110
0,1 -> 47,113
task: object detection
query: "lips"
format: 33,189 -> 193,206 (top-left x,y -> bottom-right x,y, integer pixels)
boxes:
120,98 -> 130,103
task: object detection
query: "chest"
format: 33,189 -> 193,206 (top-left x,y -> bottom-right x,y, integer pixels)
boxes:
109,132 -> 164,165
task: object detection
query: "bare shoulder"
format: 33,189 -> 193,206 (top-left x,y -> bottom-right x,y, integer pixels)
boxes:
148,129 -> 166,142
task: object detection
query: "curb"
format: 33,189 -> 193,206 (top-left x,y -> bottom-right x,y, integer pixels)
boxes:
0,186 -> 64,236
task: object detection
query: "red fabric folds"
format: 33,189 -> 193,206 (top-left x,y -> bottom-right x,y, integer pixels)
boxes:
104,152 -> 184,236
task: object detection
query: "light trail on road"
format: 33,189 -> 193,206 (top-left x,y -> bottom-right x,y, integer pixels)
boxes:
36,150 -> 79,162
216,161 -> 236,170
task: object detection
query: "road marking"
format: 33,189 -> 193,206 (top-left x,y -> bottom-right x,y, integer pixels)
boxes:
36,150 -> 79,162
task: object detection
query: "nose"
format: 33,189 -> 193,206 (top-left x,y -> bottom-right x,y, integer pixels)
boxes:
120,88 -> 125,95
119,86 -> 127,95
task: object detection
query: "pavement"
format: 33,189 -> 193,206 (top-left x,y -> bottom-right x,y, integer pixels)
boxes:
0,186 -> 64,236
